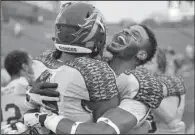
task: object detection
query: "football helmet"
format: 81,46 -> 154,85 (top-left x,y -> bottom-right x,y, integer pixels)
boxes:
53,2 -> 106,57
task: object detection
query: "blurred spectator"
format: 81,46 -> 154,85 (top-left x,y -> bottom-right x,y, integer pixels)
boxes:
164,44 -> 194,77
37,15 -> 44,24
144,47 -> 167,74
14,22 -> 23,38
185,44 -> 194,63
164,46 -> 178,75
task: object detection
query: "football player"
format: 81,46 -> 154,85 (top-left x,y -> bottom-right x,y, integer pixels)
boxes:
27,2 -> 119,124
1,50 -> 60,134
1,50 -> 34,125
1,50 -> 36,134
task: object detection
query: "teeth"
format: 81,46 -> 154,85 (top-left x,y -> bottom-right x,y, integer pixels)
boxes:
118,36 -> 127,45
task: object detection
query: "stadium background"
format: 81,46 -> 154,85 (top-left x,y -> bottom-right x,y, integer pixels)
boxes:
1,1 -> 194,133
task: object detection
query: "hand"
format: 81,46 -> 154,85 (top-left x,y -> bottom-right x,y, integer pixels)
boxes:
1,122 -> 27,134
101,47 -> 113,62
26,82 -> 60,111
23,112 -> 55,128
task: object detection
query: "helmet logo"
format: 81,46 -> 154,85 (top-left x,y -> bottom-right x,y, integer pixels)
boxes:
71,9 -> 105,44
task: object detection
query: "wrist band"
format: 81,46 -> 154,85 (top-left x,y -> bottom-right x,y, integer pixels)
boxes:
44,114 -> 64,133
70,122 -> 83,134
97,117 -> 120,134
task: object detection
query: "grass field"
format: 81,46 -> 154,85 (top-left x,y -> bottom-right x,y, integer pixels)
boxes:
1,19 -> 194,133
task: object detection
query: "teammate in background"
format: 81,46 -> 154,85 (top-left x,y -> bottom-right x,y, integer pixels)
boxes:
178,44 -> 195,77
1,69 -> 11,87
1,57 -> 11,87
144,48 -> 186,133
1,50 -> 34,125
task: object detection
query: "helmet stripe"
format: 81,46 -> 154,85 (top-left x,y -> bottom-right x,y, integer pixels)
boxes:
82,14 -> 102,42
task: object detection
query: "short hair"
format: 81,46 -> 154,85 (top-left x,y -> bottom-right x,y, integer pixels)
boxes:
138,24 -> 158,65
156,48 -> 167,73
4,50 -> 29,77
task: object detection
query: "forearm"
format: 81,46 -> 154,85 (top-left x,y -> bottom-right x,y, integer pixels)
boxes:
46,108 -> 136,134
76,122 -> 116,134
46,116 -> 116,134
153,96 -> 179,124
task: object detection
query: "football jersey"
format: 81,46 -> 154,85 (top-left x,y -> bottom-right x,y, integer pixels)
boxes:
152,74 -> 186,134
116,67 -> 164,127
36,56 -> 118,123
1,77 -> 29,124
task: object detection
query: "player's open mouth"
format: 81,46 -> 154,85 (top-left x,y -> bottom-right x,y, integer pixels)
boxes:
111,34 -> 128,48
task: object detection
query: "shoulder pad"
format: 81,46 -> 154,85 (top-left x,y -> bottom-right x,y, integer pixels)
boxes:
66,57 -> 118,101
35,50 -> 63,69
154,73 -> 186,97
124,67 -> 164,109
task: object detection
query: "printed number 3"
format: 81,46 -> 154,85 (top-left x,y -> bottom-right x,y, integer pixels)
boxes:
1,104 -> 22,124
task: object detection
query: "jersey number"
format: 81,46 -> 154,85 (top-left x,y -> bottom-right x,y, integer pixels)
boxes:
1,104 -> 22,124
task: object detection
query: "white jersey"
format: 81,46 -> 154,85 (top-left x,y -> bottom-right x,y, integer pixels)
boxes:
32,54 -> 93,122
1,77 -> 29,124
152,73 -> 186,134
116,67 -> 164,127
34,56 -> 119,123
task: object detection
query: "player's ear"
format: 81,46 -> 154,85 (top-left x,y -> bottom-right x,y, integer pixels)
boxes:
136,50 -> 148,61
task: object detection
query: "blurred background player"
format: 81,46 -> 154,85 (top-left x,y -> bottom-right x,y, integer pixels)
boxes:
13,22 -> 23,38
1,50 -> 34,126
1,57 -> 11,87
144,47 -> 186,133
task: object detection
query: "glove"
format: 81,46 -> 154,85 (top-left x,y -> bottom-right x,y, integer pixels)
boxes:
146,112 -> 157,133
23,112 -> 52,128
26,82 -> 60,111
1,122 -> 27,134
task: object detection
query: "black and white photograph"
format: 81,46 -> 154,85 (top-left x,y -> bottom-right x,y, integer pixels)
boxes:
1,1 -> 194,134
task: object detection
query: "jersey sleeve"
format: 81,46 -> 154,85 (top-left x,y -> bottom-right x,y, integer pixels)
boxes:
124,67 -> 164,109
